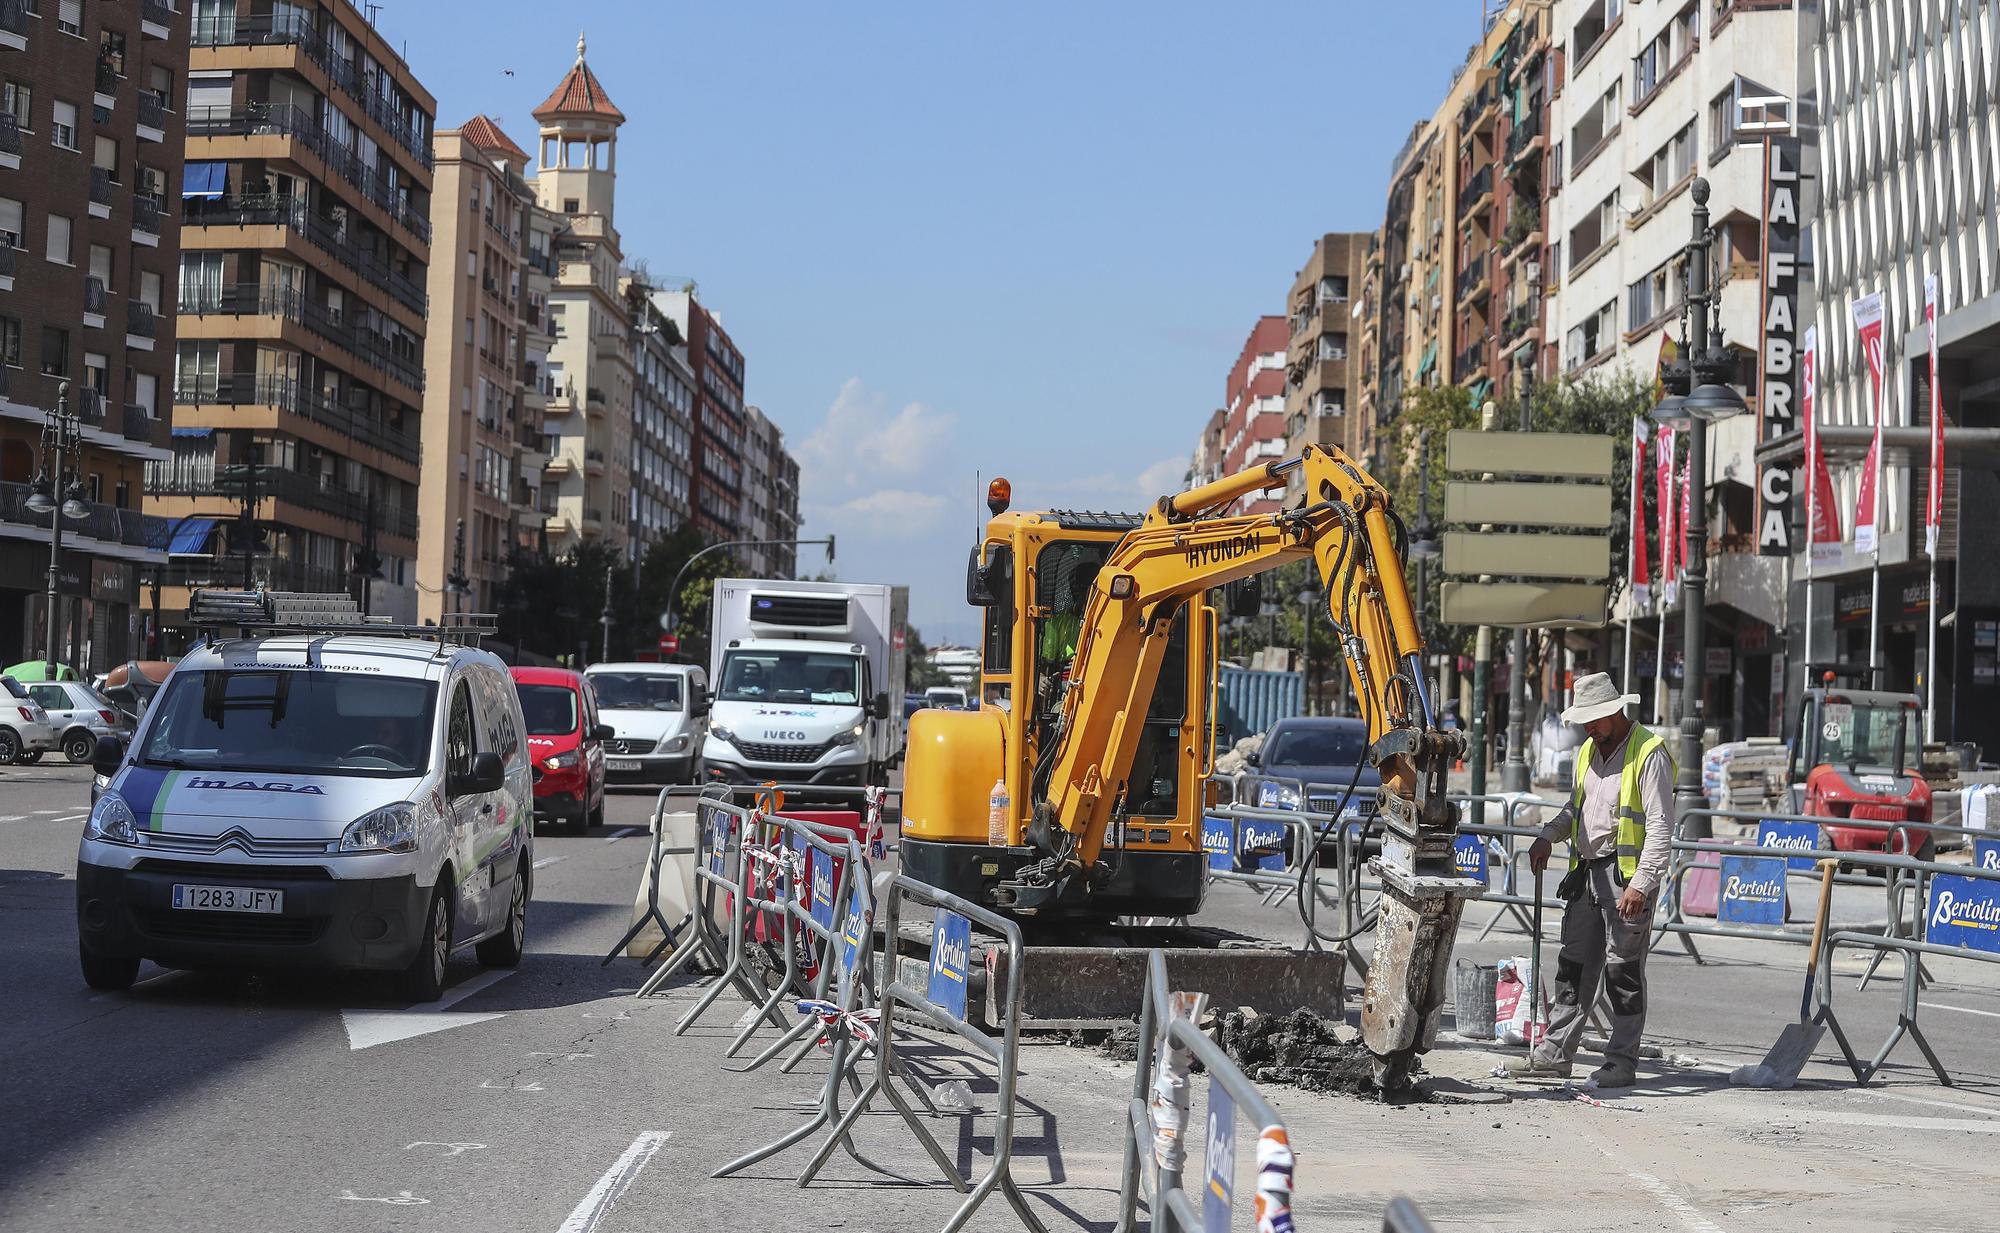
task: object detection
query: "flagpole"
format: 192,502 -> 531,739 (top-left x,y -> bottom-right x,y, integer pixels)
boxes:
1801,324 -> 1819,706
1924,276 -> 1942,739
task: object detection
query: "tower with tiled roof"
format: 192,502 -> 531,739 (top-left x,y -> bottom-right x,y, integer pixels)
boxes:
534,32 -> 624,229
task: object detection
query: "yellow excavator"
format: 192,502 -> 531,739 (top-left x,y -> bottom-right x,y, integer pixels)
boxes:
900,444 -> 1483,1086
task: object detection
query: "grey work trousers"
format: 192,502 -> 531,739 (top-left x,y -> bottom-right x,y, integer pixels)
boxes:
1533,857 -> 1653,1070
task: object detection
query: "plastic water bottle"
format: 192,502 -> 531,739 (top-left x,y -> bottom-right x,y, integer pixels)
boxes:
987,778 -> 1009,847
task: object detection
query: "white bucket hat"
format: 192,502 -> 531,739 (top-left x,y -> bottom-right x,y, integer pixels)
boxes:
1561,671 -> 1639,725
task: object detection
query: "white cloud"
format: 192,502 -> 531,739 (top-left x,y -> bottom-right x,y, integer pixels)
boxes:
798,378 -> 956,495
822,488 -> 949,539
1028,455 -> 1189,515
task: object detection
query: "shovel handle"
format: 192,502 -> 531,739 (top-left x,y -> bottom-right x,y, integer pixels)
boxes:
1800,858 -> 1838,1020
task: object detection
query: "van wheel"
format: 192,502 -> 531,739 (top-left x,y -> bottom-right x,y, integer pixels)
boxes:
80,943 -> 139,991
0,729 -> 18,764
64,730 -> 96,763
398,887 -> 451,1003
476,863 -> 527,968
586,798 -> 604,832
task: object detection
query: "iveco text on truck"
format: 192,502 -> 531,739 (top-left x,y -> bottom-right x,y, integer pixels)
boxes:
701,579 -> 909,792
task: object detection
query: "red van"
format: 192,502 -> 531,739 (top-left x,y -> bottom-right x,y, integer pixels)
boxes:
511,666 -> 609,834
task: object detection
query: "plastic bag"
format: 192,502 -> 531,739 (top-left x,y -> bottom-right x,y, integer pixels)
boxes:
1494,956 -> 1545,1046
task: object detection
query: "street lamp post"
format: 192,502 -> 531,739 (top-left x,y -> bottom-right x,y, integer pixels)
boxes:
1409,432 -> 1441,713
1651,178 -> 1749,841
26,383 -> 90,678
1502,266 -> 1543,793
1298,584 -> 1322,716
659,535 -> 836,659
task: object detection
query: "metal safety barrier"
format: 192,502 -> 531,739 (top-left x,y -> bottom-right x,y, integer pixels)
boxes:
602,783 -> 726,967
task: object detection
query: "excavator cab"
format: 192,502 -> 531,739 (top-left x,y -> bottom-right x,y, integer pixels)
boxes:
901,508 -> 1216,917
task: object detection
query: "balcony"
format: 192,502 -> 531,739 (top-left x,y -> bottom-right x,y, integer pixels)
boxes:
94,60 -> 118,108
76,388 -> 107,426
1501,299 -> 1542,346
122,403 -> 154,444
1452,338 -> 1490,384
89,167 -> 117,218
135,92 -> 166,142
1454,255 -> 1491,302
147,467 -> 418,540
183,194 -> 428,317
0,244 -> 14,292
180,283 -> 424,395
187,104 -> 431,244
1456,164 -> 1494,217
0,0 -> 24,50
0,481 -> 166,555
174,372 -> 421,466
1458,79 -> 1499,135
126,301 -> 157,350
132,195 -> 162,247
1506,110 -> 1544,166
584,448 -> 606,476
543,453 -> 576,478
141,0 -> 172,37
84,277 -> 108,329
0,113 -> 20,170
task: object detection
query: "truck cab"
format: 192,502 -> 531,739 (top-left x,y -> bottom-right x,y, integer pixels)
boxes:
1790,678 -> 1931,854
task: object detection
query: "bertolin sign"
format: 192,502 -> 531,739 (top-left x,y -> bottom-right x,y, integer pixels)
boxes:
1757,136 -> 1802,556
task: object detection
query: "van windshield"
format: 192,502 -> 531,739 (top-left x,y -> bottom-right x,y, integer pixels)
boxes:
718,650 -> 861,705
590,672 -> 682,711
141,670 -> 438,777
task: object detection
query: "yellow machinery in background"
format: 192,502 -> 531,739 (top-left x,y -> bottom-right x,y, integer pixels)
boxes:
900,445 -> 1483,1086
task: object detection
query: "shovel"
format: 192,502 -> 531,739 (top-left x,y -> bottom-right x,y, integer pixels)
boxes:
1739,858 -> 1838,1088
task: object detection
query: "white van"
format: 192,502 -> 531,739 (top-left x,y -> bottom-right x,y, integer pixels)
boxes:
583,662 -> 708,784
75,592 -> 534,1002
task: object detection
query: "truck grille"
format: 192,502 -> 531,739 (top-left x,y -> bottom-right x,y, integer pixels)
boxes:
603,737 -> 657,755
734,739 -> 832,765
134,908 -> 327,946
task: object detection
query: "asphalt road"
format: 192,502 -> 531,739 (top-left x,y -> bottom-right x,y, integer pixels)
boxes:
6,761 -> 2000,1232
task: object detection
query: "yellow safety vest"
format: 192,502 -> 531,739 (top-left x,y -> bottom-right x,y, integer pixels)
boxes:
1566,727 -> 1672,879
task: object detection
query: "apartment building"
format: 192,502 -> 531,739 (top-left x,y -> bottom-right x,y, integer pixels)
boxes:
737,405 -> 800,578
156,0 -> 433,625
1808,0 -> 1997,751
533,35 -> 633,556
653,289 -> 745,542
1185,407 -> 1225,490
416,114 -> 551,624
1359,123 -> 1430,452
1218,316 -> 1289,514
1284,233 -> 1369,481
1544,0 -> 1797,735
626,282 -> 695,557
0,0 -> 185,669
1488,3 -> 1556,391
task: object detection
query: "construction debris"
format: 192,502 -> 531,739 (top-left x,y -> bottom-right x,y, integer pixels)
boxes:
1216,1009 -> 1423,1101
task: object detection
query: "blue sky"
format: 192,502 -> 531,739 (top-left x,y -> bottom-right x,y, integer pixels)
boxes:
390,2 -> 1487,644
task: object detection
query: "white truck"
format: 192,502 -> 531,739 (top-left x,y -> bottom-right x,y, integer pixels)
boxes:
702,578 -> 909,793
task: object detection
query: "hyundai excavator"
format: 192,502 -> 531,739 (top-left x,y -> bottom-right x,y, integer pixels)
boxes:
901,444 -> 1483,1087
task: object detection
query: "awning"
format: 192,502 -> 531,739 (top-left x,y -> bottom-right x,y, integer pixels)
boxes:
1466,378 -> 1492,407
182,161 -> 227,200
169,518 -> 218,554
1418,339 -> 1439,376
171,425 -> 213,437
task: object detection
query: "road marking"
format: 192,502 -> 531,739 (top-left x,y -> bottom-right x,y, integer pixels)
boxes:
479,1078 -> 544,1091
0,815 -> 25,823
1922,1001 -> 2000,1019
339,1190 -> 429,1205
1589,1139 -> 1725,1233
528,1051 -> 594,1061
341,969 -> 517,1050
1796,1110 -> 2000,1135
604,827 -> 638,843
405,1141 -> 486,1156
33,809 -> 66,815
1862,1091 -> 2000,1119
52,812 -> 86,824
533,854 -> 569,870
556,1131 -> 670,1233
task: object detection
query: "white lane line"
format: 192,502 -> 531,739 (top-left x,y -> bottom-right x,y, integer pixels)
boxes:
1589,1139 -> 1725,1233
603,827 -> 638,843
533,854 -> 569,870
1922,1001 -> 2000,1019
1797,1110 -> 2000,1134
52,813 -> 87,824
1863,1090 -> 2000,1118
556,1131 -> 670,1233
0,815 -> 27,823
32,809 -> 67,815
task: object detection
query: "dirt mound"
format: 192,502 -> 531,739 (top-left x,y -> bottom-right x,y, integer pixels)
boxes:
1216,1009 -> 1423,1101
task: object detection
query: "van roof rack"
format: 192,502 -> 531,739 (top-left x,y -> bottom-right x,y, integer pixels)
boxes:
188,589 -> 499,652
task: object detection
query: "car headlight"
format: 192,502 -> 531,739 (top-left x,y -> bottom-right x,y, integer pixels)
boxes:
1257,782 -> 1301,811
664,734 -> 690,754
709,725 -> 735,745
85,792 -> 138,844
339,802 -> 420,854
829,723 -> 865,747
544,750 -> 581,771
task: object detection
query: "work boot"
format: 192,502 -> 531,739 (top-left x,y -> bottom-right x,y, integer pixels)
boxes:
1504,1053 -> 1572,1080
1589,1062 -> 1637,1090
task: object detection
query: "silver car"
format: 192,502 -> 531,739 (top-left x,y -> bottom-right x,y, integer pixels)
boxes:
0,676 -> 60,765
25,681 -> 130,764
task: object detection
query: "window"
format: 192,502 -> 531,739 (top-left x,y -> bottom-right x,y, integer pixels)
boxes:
99,29 -> 126,76
0,197 -> 21,249
57,0 -> 80,37
1567,194 -> 1616,271
93,135 -> 117,174
1565,300 -> 1617,369
1318,332 -> 1347,361
175,341 -> 220,399
1634,121 -> 1697,209
148,64 -> 174,108
1318,275 -> 1349,303
42,326 -> 69,376
0,317 -> 19,367
1572,0 -> 1623,63
1708,87 -> 1737,154
46,212 -> 72,264
51,100 -> 78,150
89,243 -> 111,284
1,80 -> 30,129
445,681 -> 474,782
1626,256 -> 1685,330
139,269 -> 162,311
134,371 -> 156,417
562,198 -> 578,214
84,351 -> 108,393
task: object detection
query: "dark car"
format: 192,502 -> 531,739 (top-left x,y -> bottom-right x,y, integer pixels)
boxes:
1249,715 -> 1382,822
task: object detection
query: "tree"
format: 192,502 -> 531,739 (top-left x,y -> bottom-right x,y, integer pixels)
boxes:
633,526 -> 742,668
903,625 -> 951,691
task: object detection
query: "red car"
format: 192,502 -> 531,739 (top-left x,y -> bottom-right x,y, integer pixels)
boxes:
511,667 -> 610,835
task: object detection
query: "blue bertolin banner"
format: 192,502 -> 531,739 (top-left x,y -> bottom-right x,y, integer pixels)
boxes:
836,879 -> 869,1008
1756,819 -> 1823,872
1202,816 -> 1233,871
810,851 -> 836,930
927,910 -> 972,1020
1926,873 -> 2000,954
1238,819 -> 1287,872
1975,839 -> 2000,873
1453,833 -> 1488,884
1717,854 -> 1788,925
706,810 -> 730,875
1202,1074 -> 1235,1233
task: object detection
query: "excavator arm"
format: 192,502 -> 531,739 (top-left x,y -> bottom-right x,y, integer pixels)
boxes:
1007,443 -> 1482,1087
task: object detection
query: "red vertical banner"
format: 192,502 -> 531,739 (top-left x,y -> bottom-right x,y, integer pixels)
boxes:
1802,325 -> 1842,564
1677,454 -> 1692,584
1655,425 -> 1678,606
1925,275 -> 1944,557
1851,291 -> 1886,555
1630,417 -> 1651,611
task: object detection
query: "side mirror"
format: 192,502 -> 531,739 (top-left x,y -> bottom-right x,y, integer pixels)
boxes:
458,750 -> 505,796
872,691 -> 891,720
965,544 -> 1010,606
1228,578 -> 1263,619
965,545 -> 993,606
1245,750 -> 1261,768
691,685 -> 710,717
590,723 -> 614,741
92,735 -> 126,776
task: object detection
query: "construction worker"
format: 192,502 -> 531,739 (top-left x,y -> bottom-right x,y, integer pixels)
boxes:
1509,672 -> 1673,1090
